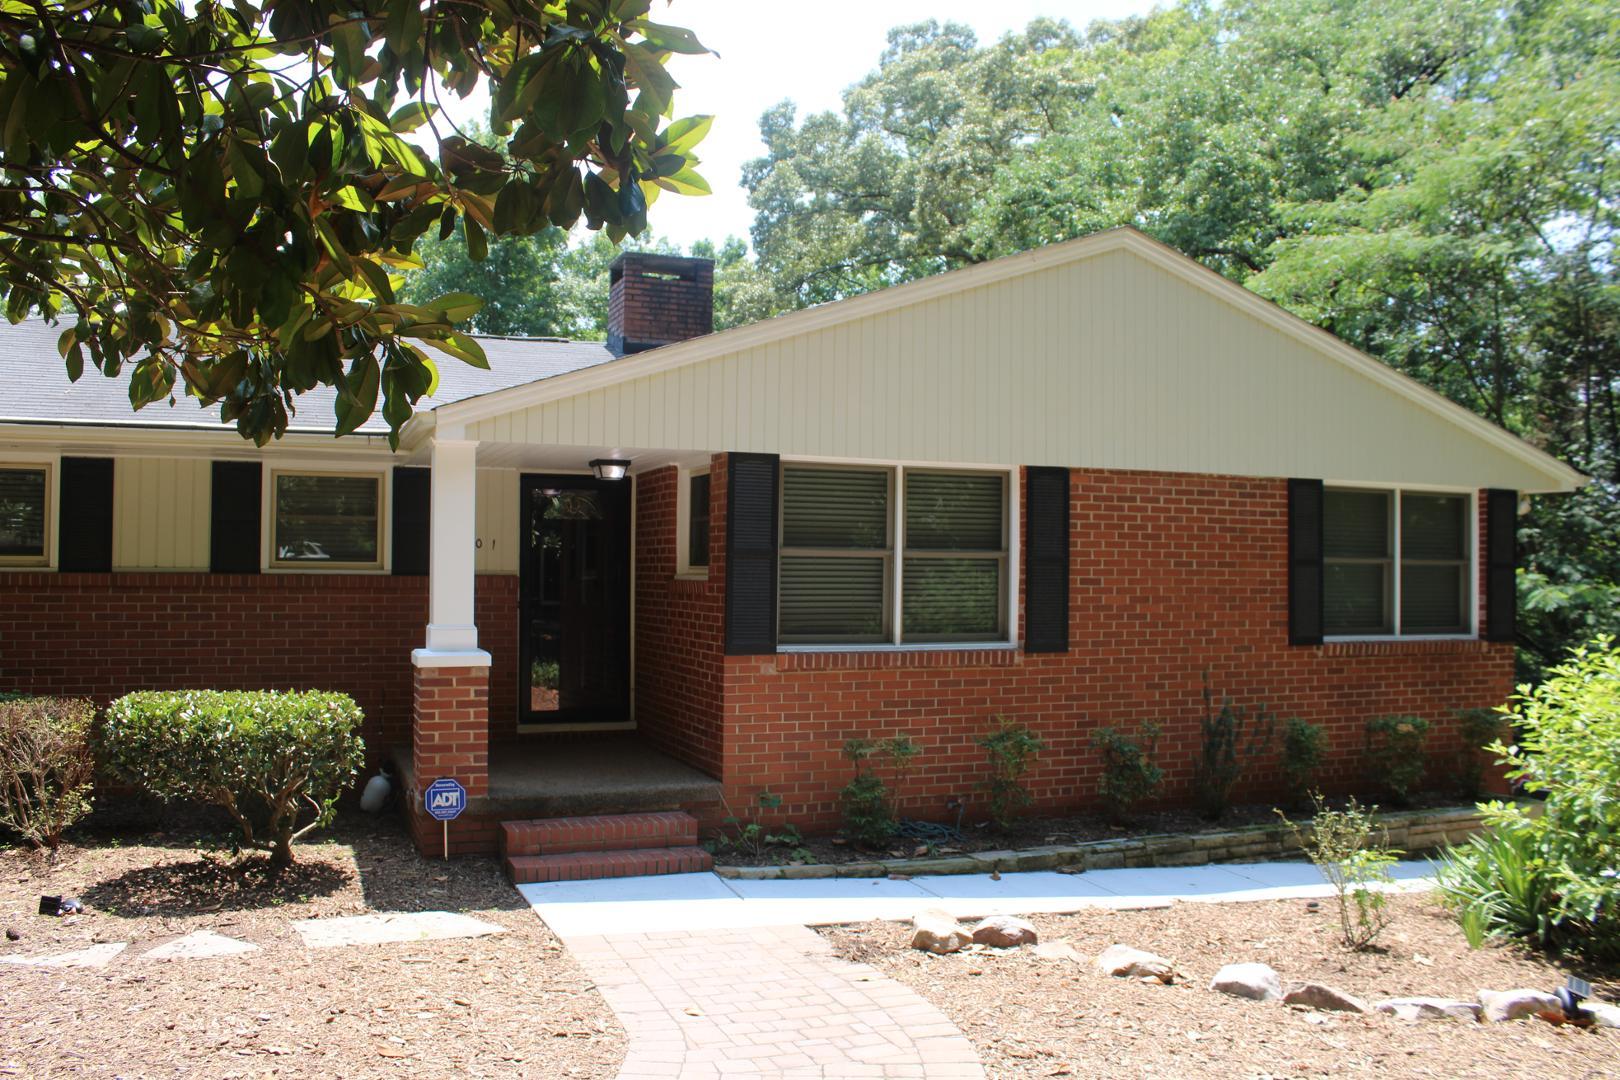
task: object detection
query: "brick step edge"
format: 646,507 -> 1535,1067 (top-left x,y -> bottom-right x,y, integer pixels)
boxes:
501,811 -> 699,858
505,845 -> 714,885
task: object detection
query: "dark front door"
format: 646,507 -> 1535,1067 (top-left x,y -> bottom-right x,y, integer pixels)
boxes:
519,475 -> 631,725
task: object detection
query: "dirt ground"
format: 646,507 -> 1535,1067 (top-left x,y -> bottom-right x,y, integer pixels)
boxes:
822,894 -> 1620,1079
0,810 -> 622,1079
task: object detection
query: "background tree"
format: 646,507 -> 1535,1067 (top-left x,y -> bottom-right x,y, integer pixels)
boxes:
0,1 -> 711,445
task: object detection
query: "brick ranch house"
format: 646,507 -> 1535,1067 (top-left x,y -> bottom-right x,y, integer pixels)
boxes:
0,227 -> 1585,864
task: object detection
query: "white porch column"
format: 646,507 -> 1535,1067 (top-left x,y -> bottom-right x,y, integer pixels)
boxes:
416,436 -> 490,662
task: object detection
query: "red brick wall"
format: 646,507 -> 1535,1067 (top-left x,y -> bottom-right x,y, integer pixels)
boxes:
412,664 -> 489,799
632,458 -> 727,777
0,572 -> 521,760
631,465 -> 1514,832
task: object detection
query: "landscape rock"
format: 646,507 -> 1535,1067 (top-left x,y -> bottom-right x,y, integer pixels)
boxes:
1582,1001 -> 1620,1029
1479,988 -> 1562,1023
1374,997 -> 1482,1022
970,915 -> 1038,948
1031,940 -> 1082,963
1283,982 -> 1369,1013
0,942 -> 127,969
291,911 -> 507,950
1093,943 -> 1175,983
143,930 -> 260,961
1209,962 -> 1284,1002
909,910 -> 970,954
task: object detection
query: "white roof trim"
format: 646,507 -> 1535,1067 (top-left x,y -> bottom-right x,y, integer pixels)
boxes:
431,227 -> 1584,493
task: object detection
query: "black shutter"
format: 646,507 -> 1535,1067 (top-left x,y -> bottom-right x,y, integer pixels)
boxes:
58,457 -> 114,572
392,467 -> 431,576
1024,466 -> 1071,653
209,461 -> 261,573
1485,488 -> 1517,643
725,452 -> 779,655
1287,478 -> 1324,645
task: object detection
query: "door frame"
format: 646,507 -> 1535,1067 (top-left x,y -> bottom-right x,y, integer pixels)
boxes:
515,472 -> 636,731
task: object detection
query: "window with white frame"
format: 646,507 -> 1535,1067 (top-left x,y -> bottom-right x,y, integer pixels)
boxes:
0,464 -> 49,564
778,464 -> 1008,645
687,471 -> 711,568
271,471 -> 383,569
1324,488 -> 1471,637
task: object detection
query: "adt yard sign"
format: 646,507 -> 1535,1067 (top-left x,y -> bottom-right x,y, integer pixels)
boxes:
425,778 -> 466,861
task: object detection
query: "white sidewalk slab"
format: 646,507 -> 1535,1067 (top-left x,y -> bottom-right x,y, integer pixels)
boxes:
518,859 -> 1440,938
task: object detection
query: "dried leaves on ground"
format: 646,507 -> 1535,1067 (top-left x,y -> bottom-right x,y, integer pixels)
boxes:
822,894 -> 1620,1078
0,813 -> 623,1079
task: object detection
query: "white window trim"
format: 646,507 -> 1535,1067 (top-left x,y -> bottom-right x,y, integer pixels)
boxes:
1323,484 -> 1478,642
0,455 -> 56,569
774,457 -> 1019,651
263,464 -> 390,573
674,465 -> 711,580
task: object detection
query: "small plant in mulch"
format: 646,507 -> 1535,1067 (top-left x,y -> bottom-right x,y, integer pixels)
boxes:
0,696 -> 96,849
1365,715 -> 1430,806
1193,673 -> 1276,821
840,735 -> 919,848
1280,718 -> 1326,808
712,789 -> 809,863
1090,723 -> 1162,826
1279,793 -> 1399,951
977,716 -> 1045,829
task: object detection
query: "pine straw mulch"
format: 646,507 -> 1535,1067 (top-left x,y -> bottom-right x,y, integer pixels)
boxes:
0,810 -> 622,1079
821,893 -> 1620,1079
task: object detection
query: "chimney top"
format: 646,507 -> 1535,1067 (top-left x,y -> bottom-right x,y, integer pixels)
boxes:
607,252 -> 714,357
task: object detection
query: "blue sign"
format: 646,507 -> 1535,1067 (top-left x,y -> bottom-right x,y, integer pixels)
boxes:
424,777 -> 467,821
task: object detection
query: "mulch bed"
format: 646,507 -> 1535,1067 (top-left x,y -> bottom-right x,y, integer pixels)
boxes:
821,894 -> 1620,1078
0,810 -> 623,1079
720,791 -> 1466,867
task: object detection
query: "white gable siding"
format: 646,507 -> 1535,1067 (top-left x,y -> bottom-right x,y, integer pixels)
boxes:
465,247 -> 1563,492
113,457 -> 210,570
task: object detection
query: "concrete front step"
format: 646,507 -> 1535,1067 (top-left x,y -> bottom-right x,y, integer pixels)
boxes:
501,811 -> 699,859
505,845 -> 714,884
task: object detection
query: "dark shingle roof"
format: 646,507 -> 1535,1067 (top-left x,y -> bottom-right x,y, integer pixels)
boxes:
0,318 -> 613,434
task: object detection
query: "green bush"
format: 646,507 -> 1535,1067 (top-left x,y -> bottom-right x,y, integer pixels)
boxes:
1280,718 -> 1325,806
1193,676 -> 1275,821
1278,794 -> 1400,951
104,690 -> 364,867
1436,637 -> 1620,958
1364,714 -> 1429,805
977,716 -> 1045,828
1455,707 -> 1506,800
1091,723 -> 1162,825
0,697 -> 96,848
838,735 -> 918,848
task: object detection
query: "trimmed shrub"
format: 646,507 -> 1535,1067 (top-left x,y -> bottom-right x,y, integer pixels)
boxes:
1193,676 -> 1275,821
977,716 -> 1045,828
1455,707 -> 1506,799
1436,637 -> 1620,958
1364,714 -> 1429,805
0,697 -> 96,848
104,690 -> 364,866
1280,718 -> 1325,807
839,735 -> 918,848
1091,723 -> 1162,825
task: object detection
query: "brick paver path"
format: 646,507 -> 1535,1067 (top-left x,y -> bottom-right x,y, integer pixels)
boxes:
566,924 -> 986,1079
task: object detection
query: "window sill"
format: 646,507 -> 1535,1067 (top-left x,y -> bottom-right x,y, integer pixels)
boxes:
776,642 -> 1017,654
1323,634 -> 1478,643
264,565 -> 390,575
673,569 -> 710,582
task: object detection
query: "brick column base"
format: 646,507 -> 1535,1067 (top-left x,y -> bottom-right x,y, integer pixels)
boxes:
410,662 -> 490,857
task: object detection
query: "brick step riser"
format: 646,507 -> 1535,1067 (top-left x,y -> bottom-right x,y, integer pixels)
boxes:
505,845 -> 714,885
501,811 -> 698,859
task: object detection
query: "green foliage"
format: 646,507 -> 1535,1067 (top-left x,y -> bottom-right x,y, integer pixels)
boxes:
1455,707 -> 1506,799
1364,715 -> 1430,805
1193,676 -> 1276,821
976,716 -> 1045,829
0,697 -> 95,848
2,2 -> 712,446
104,690 -> 365,866
1437,637 -> 1620,957
1090,723 -> 1162,825
1279,794 -> 1400,951
839,735 -> 919,847
1280,718 -> 1326,807
713,789 -> 805,863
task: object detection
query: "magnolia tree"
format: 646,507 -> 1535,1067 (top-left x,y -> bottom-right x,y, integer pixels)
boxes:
0,1 -> 711,445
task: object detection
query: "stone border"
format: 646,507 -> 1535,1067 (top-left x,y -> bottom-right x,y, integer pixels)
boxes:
716,804 -> 1499,881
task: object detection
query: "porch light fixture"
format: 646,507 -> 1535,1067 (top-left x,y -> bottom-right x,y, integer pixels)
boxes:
590,458 -> 631,481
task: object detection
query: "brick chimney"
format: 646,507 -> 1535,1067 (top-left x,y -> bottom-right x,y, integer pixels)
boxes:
607,252 -> 714,356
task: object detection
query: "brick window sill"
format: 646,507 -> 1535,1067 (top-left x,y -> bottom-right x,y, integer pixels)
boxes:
771,643 -> 1019,671
1318,637 -> 1495,657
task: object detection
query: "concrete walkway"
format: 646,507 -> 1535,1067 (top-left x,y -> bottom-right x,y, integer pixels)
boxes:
520,860 -> 1438,1078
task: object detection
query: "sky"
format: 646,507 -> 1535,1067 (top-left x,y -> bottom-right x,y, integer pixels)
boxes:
445,1 -> 1163,251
